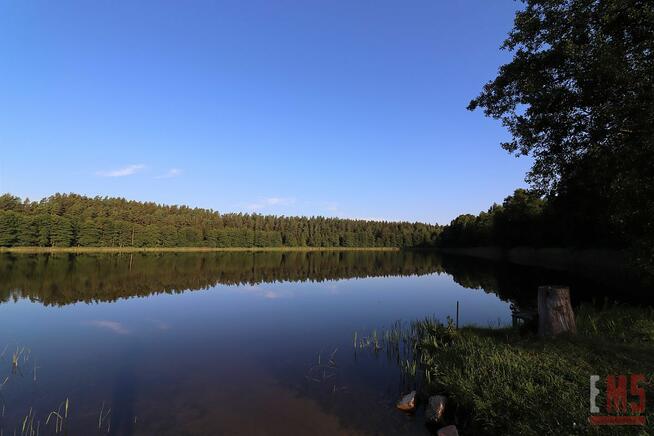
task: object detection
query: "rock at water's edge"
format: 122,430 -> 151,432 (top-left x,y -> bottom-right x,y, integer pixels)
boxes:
425,395 -> 447,422
396,391 -> 416,411
437,425 -> 459,436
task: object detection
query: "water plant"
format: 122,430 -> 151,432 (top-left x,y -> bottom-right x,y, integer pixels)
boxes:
98,401 -> 112,433
304,347 -> 348,395
20,407 -> 38,436
45,398 -> 69,434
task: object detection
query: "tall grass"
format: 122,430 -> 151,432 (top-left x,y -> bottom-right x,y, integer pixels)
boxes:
576,302 -> 654,342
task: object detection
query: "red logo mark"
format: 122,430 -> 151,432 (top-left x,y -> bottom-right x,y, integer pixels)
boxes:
589,374 -> 647,426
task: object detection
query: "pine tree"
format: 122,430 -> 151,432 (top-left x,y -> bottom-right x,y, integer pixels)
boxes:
78,220 -> 100,246
50,216 -> 73,247
17,215 -> 38,246
0,211 -> 20,246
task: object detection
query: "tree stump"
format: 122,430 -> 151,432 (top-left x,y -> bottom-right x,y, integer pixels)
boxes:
538,286 -> 576,336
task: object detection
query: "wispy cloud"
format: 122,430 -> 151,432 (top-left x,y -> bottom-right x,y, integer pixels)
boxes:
85,320 -> 130,335
155,168 -> 182,179
323,201 -> 339,213
234,284 -> 294,299
147,319 -> 171,331
246,197 -> 295,212
96,164 -> 145,177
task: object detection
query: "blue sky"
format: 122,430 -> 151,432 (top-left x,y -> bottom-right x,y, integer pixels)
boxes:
0,0 -> 531,224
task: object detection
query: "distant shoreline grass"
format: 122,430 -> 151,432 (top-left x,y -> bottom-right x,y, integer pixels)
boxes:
0,246 -> 400,254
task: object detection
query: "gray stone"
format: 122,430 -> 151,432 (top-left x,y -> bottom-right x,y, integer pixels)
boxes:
437,425 -> 459,436
396,390 -> 416,411
425,395 -> 447,422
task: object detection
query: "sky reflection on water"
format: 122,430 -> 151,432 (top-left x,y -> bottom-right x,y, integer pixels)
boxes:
0,251 -> 615,435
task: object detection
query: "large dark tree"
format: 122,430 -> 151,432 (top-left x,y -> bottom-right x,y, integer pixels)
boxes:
468,0 -> 654,261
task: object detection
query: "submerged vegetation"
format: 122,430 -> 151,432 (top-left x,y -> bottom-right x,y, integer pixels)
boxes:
0,343 -> 118,435
357,305 -> 654,435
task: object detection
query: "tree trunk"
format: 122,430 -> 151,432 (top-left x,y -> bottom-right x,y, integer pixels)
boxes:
538,286 -> 576,337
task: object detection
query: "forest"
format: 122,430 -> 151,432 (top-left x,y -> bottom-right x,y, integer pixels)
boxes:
438,187 -> 622,249
0,193 -> 441,248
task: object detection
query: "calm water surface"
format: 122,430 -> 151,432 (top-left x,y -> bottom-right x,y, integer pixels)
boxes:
0,251 -> 630,435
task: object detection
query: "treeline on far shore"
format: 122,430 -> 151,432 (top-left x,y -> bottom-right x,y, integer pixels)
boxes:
1,188 -> 651,279
0,193 -> 441,249
439,187 -> 634,249
439,188 -> 652,277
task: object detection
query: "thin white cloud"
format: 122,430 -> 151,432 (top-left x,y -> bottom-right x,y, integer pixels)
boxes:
155,168 -> 182,179
85,320 -> 130,335
96,164 -> 145,177
246,197 -> 295,212
233,284 -> 294,299
147,319 -> 171,331
265,197 -> 286,205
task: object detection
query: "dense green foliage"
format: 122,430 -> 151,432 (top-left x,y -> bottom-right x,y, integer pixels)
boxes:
0,193 -> 440,248
466,0 -> 654,265
440,189 -> 547,247
438,187 -> 622,249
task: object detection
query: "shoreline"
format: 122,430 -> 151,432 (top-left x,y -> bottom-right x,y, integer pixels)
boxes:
439,245 -> 639,277
383,304 -> 654,434
0,246 -> 401,254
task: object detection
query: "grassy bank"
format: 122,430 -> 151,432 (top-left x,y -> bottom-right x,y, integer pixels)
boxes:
362,305 -> 654,435
0,246 -> 400,254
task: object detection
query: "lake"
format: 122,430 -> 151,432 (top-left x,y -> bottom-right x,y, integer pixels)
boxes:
0,251 -> 635,435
